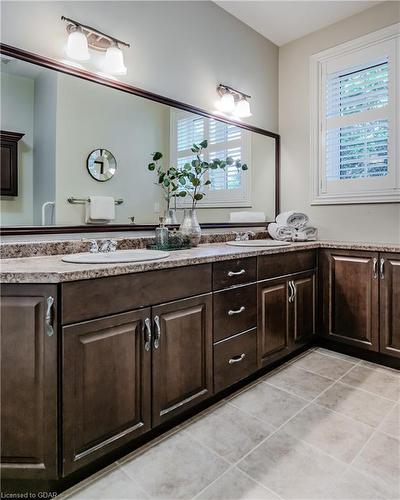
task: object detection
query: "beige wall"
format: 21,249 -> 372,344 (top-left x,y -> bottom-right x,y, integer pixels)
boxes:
0,1 -> 278,133
0,73 -> 34,225
279,2 -> 400,243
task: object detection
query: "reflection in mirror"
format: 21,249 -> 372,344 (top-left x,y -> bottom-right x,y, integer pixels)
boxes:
0,56 -> 276,227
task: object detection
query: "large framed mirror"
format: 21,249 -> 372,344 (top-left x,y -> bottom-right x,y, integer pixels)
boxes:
0,44 -> 280,235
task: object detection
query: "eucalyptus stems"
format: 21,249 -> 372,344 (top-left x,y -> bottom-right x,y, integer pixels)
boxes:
148,140 -> 248,210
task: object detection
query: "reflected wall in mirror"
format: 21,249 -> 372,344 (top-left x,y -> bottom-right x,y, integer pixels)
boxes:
0,55 -> 277,228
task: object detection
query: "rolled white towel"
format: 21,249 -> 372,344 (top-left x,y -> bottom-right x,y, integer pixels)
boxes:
276,211 -> 309,229
268,223 -> 295,241
292,226 -> 318,241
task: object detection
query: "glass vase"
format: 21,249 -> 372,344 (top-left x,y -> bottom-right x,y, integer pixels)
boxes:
179,209 -> 201,247
164,208 -> 178,225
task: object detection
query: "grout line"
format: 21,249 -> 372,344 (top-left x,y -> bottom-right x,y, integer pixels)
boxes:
336,379 -> 400,403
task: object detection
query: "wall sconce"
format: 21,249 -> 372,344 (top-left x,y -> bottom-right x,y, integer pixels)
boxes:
62,16 -> 130,75
216,84 -> 252,118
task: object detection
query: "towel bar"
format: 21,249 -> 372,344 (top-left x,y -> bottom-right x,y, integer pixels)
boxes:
67,197 -> 124,205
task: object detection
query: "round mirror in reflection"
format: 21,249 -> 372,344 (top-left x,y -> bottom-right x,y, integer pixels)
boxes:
87,149 -> 117,181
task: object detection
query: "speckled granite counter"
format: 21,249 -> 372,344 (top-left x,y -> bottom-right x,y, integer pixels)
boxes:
1,240 -> 399,284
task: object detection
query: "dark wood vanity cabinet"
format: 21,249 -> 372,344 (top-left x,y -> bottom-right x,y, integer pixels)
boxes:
62,309 -> 152,475
0,284 -> 58,480
320,249 -> 380,351
379,253 -> 400,358
152,294 -> 213,426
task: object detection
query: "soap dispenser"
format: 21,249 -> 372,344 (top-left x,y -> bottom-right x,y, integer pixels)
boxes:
155,216 -> 169,247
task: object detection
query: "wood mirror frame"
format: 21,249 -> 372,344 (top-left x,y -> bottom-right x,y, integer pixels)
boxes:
0,43 -> 280,236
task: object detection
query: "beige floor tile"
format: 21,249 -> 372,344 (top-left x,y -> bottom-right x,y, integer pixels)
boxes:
184,403 -> 274,463
196,467 -> 279,500
379,404 -> 400,439
237,430 -> 346,499
120,430 -> 229,499
292,350 -> 356,380
265,364 -> 333,401
281,403 -> 374,463
314,347 -> 360,363
341,365 -> 400,401
353,431 -> 400,487
324,467 -> 396,500
315,381 -> 395,427
66,467 -> 149,499
228,381 -> 307,428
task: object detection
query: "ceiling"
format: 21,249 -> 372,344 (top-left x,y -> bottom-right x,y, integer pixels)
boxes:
215,1 -> 382,46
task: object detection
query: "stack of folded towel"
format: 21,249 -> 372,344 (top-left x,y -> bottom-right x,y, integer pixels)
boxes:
268,211 -> 318,241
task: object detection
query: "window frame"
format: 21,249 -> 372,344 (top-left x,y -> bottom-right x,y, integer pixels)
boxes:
170,109 -> 252,208
310,23 -> 400,205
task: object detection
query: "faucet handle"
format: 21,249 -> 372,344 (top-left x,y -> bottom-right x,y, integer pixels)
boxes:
108,239 -> 117,252
89,240 -> 99,253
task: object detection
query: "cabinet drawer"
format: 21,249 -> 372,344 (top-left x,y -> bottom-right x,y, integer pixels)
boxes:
213,257 -> 256,290
258,250 -> 316,281
214,284 -> 256,342
214,329 -> 257,392
62,264 -> 212,324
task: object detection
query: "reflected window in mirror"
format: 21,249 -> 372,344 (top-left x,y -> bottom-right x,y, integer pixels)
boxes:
171,110 -> 251,208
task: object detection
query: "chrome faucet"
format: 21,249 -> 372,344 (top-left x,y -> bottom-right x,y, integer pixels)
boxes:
89,239 -> 117,253
99,239 -> 118,253
233,231 -> 256,241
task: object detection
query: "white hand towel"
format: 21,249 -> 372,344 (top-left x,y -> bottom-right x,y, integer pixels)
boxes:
276,211 -> 309,229
85,196 -> 115,224
292,226 -> 318,241
230,211 -> 266,223
268,223 -> 295,241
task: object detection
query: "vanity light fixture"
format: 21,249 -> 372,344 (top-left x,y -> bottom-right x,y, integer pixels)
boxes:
216,84 -> 252,118
62,16 -> 130,74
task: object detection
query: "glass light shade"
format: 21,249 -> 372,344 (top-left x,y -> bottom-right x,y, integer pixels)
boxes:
102,44 -> 127,75
66,27 -> 90,61
218,92 -> 235,113
234,98 -> 252,118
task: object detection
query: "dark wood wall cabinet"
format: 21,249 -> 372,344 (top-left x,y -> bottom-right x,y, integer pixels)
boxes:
0,131 -> 24,197
1,247 -> 398,485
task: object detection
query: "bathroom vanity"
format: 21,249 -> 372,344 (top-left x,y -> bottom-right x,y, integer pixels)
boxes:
1,241 -> 399,487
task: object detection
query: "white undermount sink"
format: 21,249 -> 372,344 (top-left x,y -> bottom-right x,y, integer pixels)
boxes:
226,239 -> 291,247
62,249 -> 170,264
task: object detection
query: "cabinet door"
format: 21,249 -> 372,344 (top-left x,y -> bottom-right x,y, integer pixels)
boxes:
257,278 -> 290,366
1,285 -> 58,480
152,294 -> 213,426
320,250 -> 379,351
63,309 -> 151,475
291,271 -> 316,346
380,253 -> 400,358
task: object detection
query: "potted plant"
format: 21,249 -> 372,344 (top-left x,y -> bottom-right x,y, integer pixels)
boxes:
148,141 -> 248,245
148,152 -> 184,224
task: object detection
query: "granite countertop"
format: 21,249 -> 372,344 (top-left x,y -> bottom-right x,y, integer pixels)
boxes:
1,240 -> 399,284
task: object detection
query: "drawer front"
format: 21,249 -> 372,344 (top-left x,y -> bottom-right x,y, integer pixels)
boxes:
258,250 -> 316,281
213,257 -> 257,290
214,328 -> 257,393
214,284 -> 257,342
62,264 -> 212,324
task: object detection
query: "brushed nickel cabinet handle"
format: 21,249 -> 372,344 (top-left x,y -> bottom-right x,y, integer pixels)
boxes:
228,306 -> 245,316
288,281 -> 294,303
292,281 -> 297,302
229,353 -> 246,364
154,315 -> 161,349
228,269 -> 245,277
380,258 -> 385,280
143,317 -> 152,352
373,258 -> 378,279
46,296 -> 55,337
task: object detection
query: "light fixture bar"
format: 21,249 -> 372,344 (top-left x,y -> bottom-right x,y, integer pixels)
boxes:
217,84 -> 251,100
61,16 -> 130,49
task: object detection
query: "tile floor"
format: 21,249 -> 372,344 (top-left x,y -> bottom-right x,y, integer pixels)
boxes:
61,348 -> 399,500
